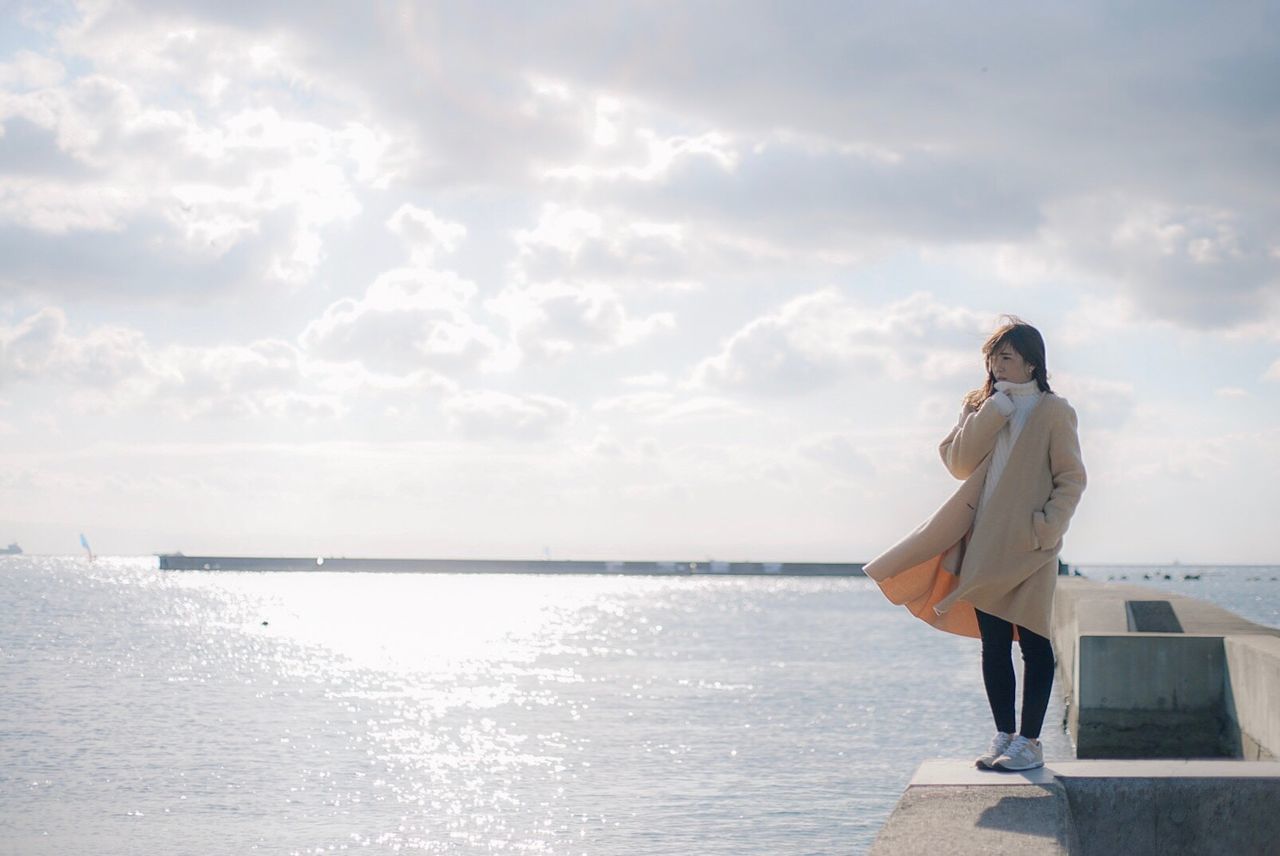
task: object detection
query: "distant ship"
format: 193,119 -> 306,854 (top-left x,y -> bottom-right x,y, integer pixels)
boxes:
0,543 -> 22,555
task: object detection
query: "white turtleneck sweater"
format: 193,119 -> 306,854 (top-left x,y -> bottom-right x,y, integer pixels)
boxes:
976,379 -> 1044,519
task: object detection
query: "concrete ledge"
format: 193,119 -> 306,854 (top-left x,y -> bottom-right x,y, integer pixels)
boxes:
871,781 -> 1075,855
874,760 -> 1280,856
909,758 -> 1280,782
1224,635 -> 1280,760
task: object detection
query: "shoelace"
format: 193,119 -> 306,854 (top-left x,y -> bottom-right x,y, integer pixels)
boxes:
1004,736 -> 1032,756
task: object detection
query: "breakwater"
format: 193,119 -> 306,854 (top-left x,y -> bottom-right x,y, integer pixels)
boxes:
871,578 -> 1280,854
156,554 -> 866,576
1052,577 -> 1280,759
871,759 -> 1280,856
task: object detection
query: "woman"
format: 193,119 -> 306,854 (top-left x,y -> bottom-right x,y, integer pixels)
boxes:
864,317 -> 1086,772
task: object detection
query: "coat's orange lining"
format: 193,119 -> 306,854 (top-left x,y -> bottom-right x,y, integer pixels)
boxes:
874,553 -> 980,638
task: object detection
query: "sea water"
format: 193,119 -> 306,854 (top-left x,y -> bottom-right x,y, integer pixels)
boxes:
0,557 -> 1273,855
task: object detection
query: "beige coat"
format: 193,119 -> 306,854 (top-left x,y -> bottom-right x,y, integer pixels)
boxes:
864,392 -> 1086,639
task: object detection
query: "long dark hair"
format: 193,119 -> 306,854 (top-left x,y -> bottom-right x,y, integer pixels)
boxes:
963,315 -> 1052,409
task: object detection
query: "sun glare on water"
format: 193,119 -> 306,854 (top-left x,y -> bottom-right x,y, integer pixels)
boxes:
171,570 -> 610,677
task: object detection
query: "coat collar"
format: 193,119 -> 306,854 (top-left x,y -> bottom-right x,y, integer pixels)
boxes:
1006,391 -> 1055,461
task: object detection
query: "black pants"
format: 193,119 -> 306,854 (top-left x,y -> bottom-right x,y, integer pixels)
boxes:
975,609 -> 1055,739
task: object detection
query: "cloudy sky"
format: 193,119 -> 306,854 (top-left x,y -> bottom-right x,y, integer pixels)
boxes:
2,1 -> 1278,563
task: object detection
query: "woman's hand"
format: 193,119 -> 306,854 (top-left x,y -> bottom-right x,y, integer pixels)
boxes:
989,390 -> 1015,416
939,394 -> 1010,479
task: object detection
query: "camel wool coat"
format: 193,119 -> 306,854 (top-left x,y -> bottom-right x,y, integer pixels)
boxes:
864,391 -> 1086,640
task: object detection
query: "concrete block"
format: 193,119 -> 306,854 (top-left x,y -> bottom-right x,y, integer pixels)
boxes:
874,761 -> 1280,856
1078,635 -> 1225,710
1224,635 -> 1280,760
1169,598 -> 1280,638
1051,589 -> 1115,713
1061,776 -> 1280,856
1073,598 -> 1128,634
1125,600 -> 1183,632
1075,634 -> 1234,758
909,760 -> 1057,787
1055,595 -> 1129,744
870,783 -> 1076,856
1053,581 -> 1280,757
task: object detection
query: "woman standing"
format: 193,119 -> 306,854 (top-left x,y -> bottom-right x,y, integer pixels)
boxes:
864,317 -> 1086,772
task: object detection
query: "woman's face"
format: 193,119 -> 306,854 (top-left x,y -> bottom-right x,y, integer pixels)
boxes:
988,342 -> 1035,384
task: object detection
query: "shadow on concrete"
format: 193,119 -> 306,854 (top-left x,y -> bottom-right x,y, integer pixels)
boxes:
974,787 -> 1070,841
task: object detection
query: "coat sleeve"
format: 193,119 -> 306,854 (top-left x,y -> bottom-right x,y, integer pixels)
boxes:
939,395 -> 1010,479
1033,402 -> 1087,548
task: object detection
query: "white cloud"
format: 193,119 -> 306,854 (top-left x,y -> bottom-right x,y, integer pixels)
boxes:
693,291 -> 992,396
442,389 -> 571,441
387,203 -> 467,264
511,203 -> 702,289
0,50 -> 67,90
621,372 -> 670,388
300,207 -> 504,377
796,433 -> 875,481
1055,294 -> 1150,346
543,126 -> 738,183
0,306 -> 344,420
486,280 -> 674,361
592,391 -> 748,424
10,2 -> 1276,325
591,391 -> 671,415
301,267 -> 501,376
0,15 -> 404,295
0,306 -> 176,393
1049,373 -> 1136,430
1019,196 -> 1279,329
483,203 -> 684,360
515,204 -> 604,257
3,2 -> 1279,560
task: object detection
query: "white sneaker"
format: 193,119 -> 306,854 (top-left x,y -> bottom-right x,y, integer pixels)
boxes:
975,731 -> 1013,769
992,735 -> 1044,771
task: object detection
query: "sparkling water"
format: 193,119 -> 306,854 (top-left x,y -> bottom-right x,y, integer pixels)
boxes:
1,557 -> 1271,854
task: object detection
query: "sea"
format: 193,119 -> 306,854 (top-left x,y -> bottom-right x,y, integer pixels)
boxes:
1,557 -> 1275,855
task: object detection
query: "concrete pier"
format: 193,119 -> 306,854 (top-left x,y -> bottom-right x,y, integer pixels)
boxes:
156,555 -> 866,575
1051,578 -> 1280,759
871,760 -> 1280,856
871,580 -> 1280,853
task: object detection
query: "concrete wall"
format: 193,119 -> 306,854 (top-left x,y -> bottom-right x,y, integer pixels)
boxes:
872,761 -> 1280,856
871,782 -> 1075,856
1224,635 -> 1280,761
1062,774 -> 1280,856
1075,634 -> 1233,758
1052,578 -> 1280,759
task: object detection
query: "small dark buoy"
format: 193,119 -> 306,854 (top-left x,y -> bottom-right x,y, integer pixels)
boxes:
261,621 -> 269,626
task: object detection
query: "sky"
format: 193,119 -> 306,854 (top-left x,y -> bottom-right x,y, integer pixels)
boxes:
1,1 -> 1278,563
